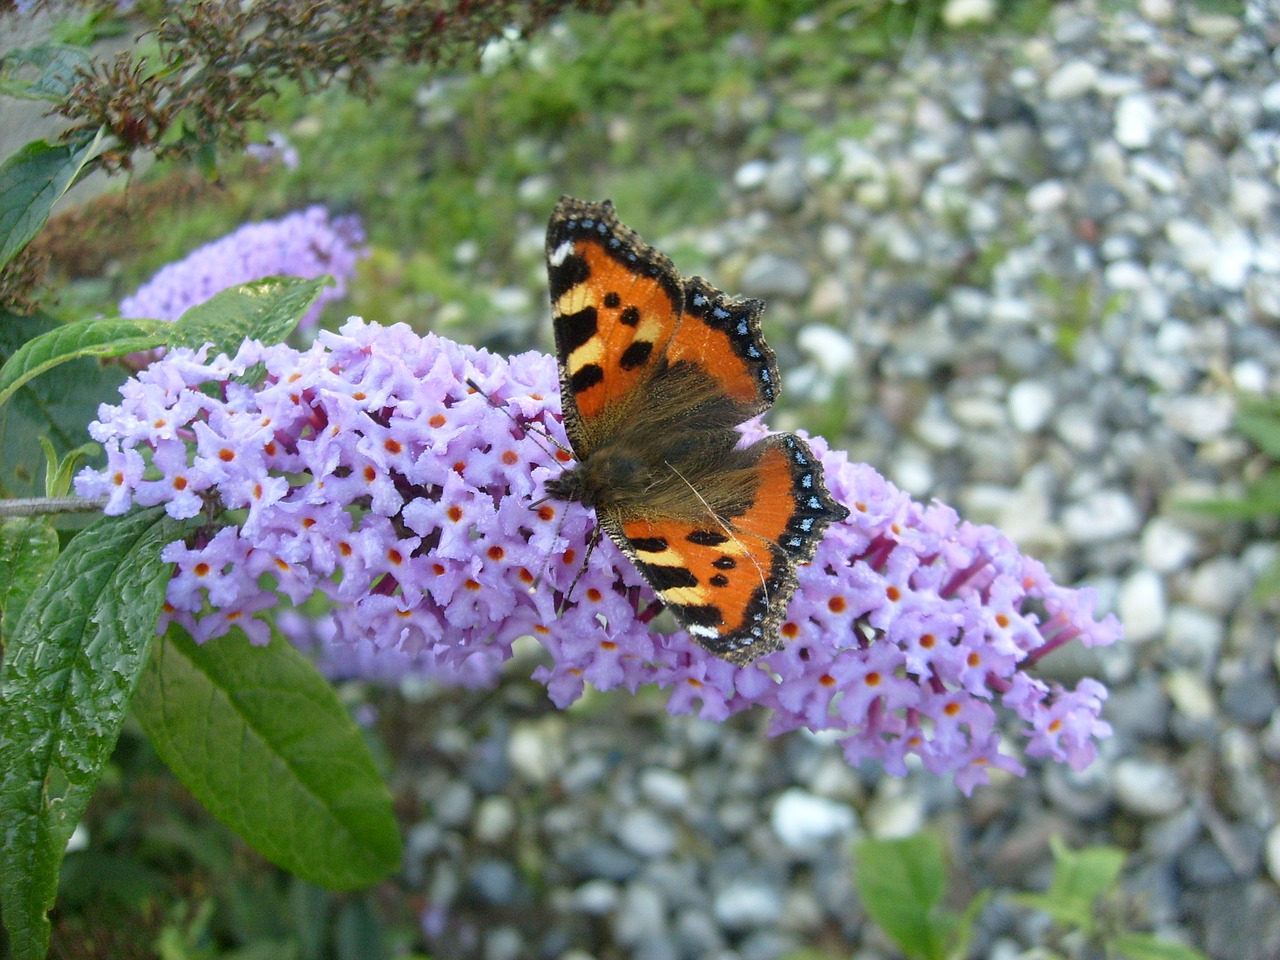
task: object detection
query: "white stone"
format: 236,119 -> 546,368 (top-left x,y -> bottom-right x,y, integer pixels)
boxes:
734,159 -> 770,191
1263,81 -> 1280,114
1187,557 -> 1250,615
573,879 -> 619,915
1045,60 -> 1099,101
771,788 -> 857,854
1113,758 -> 1186,817
506,718 -> 566,784
865,782 -> 926,838
1165,607 -> 1225,670
1209,229 -> 1255,291
1230,178 -> 1273,223
1166,668 -> 1217,721
797,324 -> 857,377
941,0 -> 996,27
819,222 -> 856,262
713,881 -> 782,930
639,767 -> 691,810
1267,825 -> 1280,886
1166,218 -> 1218,275
1139,0 -> 1176,23
1061,490 -> 1142,543
1026,179 -> 1069,213
1118,568 -> 1167,643
616,808 -> 677,858
1008,379 -> 1056,433
474,796 -> 517,843
1161,394 -> 1235,443
1140,518 -> 1200,572
1115,94 -> 1160,150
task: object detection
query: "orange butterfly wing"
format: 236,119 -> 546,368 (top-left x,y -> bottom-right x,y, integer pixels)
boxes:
545,197 -> 848,664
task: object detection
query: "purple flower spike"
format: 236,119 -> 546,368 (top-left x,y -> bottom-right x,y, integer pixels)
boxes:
77,319 -> 1120,792
120,206 -> 366,332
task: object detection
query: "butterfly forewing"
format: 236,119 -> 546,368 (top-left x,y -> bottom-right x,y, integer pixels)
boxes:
547,197 -> 684,452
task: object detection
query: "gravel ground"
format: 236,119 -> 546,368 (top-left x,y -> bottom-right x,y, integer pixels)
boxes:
385,2 -> 1280,958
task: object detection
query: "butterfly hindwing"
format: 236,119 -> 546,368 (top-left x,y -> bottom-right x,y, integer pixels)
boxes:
614,432 -> 844,664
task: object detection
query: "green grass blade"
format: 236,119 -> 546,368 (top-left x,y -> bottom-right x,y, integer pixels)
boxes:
134,625 -> 402,890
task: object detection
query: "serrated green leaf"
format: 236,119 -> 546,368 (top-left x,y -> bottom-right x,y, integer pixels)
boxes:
0,43 -> 94,101
0,129 -> 107,268
853,834 -> 950,960
0,517 -> 59,631
1113,932 -> 1210,960
133,625 -> 401,891
0,316 -> 169,409
167,276 -> 331,357
0,506 -> 183,960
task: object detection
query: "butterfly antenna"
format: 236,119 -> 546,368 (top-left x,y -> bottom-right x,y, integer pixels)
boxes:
662,460 -> 772,605
465,377 -> 572,458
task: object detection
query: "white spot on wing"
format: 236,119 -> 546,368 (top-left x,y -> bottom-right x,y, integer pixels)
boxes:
549,240 -> 575,267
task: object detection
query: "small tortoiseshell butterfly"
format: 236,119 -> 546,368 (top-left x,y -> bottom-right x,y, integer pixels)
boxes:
542,197 -> 849,665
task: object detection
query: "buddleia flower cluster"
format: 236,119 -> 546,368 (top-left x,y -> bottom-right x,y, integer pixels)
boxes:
77,318 -> 1120,793
120,206 -> 365,330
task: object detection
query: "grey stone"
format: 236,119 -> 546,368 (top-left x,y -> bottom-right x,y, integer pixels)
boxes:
738,253 -> 811,300
1113,758 -> 1186,817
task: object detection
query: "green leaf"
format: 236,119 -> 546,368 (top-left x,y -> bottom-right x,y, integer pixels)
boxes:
168,276 -> 331,357
0,506 -> 183,960
853,834 -> 950,960
0,43 -> 94,101
133,625 -> 402,890
0,313 -> 132,499
0,517 -> 59,631
0,129 -> 107,269
1113,932 -> 1210,960
0,316 -> 169,409
46,442 -> 98,499
1012,839 -> 1124,932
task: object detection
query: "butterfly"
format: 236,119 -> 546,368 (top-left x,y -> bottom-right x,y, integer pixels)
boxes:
541,197 -> 849,666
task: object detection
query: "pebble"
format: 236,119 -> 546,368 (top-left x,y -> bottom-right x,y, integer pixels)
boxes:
1140,518 -> 1199,572
1060,489 -> 1142,543
1115,93 -> 1160,149
1045,60 -> 1099,100
1117,568 -> 1167,643
770,788 -> 857,854
1113,758 -> 1187,818
616,808 -> 678,859
1007,379 -> 1056,432
712,880 -> 783,931
737,252 -> 811,299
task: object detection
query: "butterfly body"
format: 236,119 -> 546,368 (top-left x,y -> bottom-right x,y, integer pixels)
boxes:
544,197 -> 848,665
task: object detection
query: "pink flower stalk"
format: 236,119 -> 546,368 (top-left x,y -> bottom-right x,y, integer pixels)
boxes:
77,318 -> 1120,793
